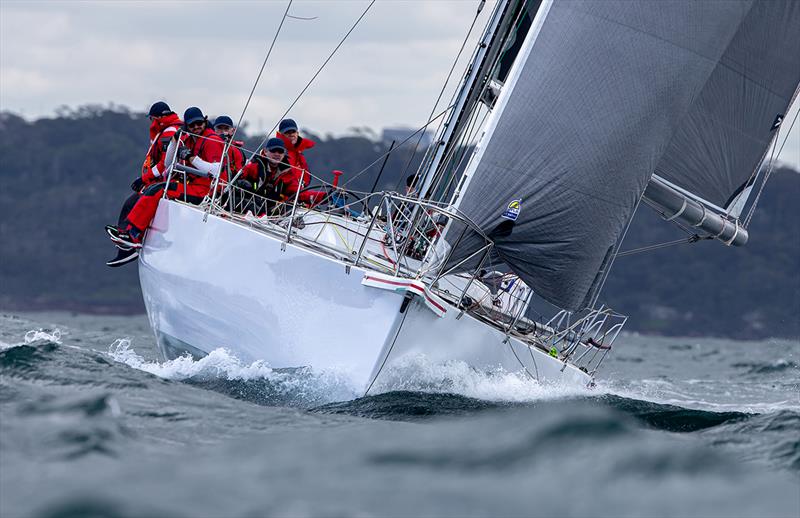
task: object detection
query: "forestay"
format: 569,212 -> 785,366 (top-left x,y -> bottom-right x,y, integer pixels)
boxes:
448,0 -> 766,311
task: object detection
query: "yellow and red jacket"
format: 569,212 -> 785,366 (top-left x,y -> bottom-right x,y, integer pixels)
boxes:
141,113 -> 182,184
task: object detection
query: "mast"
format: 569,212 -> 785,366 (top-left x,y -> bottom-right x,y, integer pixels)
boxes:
447,0 -> 551,212
417,0 -> 539,204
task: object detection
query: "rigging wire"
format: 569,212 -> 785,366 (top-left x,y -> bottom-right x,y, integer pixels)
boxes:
743,98 -> 800,227
612,97 -> 800,260
616,236 -> 702,258
206,0 -> 292,213
394,0 -> 487,191
433,102 -> 491,201
254,0 -> 377,154
341,104 -> 455,188
588,187 -> 647,309
287,14 -> 318,20
229,0 -> 293,147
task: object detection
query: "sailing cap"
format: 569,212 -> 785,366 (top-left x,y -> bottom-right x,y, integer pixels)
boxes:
183,107 -> 205,125
148,101 -> 172,117
213,115 -> 234,128
266,137 -> 286,151
279,119 -> 298,133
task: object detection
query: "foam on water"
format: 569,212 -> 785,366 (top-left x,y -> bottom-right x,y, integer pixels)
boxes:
24,328 -> 62,344
106,339 -> 360,405
0,328 -> 63,352
106,340 -> 597,406
368,353 -> 594,402
108,338 -> 281,381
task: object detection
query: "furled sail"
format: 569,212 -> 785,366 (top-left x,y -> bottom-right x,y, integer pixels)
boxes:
447,0 -> 773,311
648,1 -> 800,214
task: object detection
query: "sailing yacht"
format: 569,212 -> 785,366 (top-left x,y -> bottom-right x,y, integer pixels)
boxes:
137,0 -> 800,394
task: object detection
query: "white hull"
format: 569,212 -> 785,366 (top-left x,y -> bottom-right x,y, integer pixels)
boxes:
139,200 -> 592,394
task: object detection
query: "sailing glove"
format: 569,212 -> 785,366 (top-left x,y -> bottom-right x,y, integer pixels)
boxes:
177,146 -> 193,161
131,177 -> 145,192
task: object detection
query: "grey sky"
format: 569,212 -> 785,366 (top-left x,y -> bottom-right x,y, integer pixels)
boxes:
1,0 -> 798,169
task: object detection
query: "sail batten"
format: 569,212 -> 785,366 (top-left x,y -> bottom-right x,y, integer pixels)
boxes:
447,0 -> 779,311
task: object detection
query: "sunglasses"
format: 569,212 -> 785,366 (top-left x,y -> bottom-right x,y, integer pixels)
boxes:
267,148 -> 285,153
187,121 -> 205,128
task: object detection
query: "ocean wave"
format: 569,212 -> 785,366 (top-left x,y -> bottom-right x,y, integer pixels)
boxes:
704,410 -> 800,473
597,394 -> 751,433
731,358 -> 799,375
106,339 -> 358,406
369,353 -> 594,403
25,328 -> 62,344
108,339 -> 280,381
0,327 -> 62,352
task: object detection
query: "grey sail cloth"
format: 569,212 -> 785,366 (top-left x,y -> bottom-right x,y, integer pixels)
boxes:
653,0 -> 800,209
449,0 -> 758,311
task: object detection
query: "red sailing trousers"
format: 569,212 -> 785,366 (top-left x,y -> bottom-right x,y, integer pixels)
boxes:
126,182 -> 204,231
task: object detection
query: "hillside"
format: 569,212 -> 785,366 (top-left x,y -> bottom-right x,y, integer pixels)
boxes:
0,107 -> 797,338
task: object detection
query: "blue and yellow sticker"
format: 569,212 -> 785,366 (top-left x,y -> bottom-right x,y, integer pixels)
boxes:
501,199 -> 521,221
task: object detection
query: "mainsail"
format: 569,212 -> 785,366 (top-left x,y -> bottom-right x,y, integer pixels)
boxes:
445,0 -> 797,311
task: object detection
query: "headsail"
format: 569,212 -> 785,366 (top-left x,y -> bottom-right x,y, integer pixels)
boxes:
447,0 -> 772,311
648,1 -> 800,215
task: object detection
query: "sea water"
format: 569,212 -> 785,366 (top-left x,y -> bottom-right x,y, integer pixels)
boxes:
0,312 -> 798,518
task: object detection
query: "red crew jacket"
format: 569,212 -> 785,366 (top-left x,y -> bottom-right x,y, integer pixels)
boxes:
223,140 -> 246,180
142,113 -> 183,184
179,128 -> 225,198
277,132 -> 315,195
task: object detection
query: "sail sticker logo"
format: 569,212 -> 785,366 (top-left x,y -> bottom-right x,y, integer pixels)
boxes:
771,114 -> 784,131
501,199 -> 521,221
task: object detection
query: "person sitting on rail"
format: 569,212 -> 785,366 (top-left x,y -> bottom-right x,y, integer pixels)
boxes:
276,118 -> 318,203
106,101 -> 184,267
105,106 -> 224,255
236,137 -> 294,215
141,101 -> 184,188
213,115 -> 246,178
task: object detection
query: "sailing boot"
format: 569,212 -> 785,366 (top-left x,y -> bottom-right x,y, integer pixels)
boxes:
106,248 -> 139,267
106,225 -> 143,249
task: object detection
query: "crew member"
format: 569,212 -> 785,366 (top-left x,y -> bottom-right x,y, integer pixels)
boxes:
213,115 -> 246,180
140,101 -> 183,186
107,101 -> 184,267
106,107 -> 224,257
276,118 -> 315,199
238,137 -> 293,214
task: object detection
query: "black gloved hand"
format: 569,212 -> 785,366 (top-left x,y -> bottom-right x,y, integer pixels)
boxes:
177,145 -> 193,161
234,179 -> 252,190
131,177 -> 145,192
